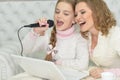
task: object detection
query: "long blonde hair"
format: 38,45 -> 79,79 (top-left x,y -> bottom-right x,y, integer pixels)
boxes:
76,0 -> 116,38
45,0 -> 76,61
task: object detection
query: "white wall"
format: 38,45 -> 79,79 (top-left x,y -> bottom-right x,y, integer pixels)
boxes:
0,1 -> 57,47
105,0 -> 120,26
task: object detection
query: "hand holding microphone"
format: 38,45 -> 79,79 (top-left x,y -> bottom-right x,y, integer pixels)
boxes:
34,19 -> 49,36
18,18 -> 54,56
24,18 -> 54,36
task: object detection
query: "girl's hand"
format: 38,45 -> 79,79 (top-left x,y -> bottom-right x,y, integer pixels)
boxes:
54,60 -> 62,65
33,18 -> 49,36
89,67 -> 104,79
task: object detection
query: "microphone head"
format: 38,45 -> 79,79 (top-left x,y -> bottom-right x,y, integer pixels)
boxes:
47,20 -> 54,28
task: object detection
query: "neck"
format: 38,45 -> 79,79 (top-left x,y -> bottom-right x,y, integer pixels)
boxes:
90,27 -> 99,37
57,26 -> 75,38
89,25 -> 98,35
91,32 -> 98,50
89,27 -> 99,49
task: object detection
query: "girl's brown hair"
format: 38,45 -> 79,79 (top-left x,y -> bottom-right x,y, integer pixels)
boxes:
45,0 -> 76,61
76,0 -> 116,38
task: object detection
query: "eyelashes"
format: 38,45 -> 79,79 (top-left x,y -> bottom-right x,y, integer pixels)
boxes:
75,11 -> 86,17
55,9 -> 70,16
81,11 -> 86,14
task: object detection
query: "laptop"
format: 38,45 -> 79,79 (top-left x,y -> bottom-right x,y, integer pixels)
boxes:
11,55 -> 89,80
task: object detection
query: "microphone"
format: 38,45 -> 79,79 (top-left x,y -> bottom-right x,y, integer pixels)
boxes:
24,19 -> 54,28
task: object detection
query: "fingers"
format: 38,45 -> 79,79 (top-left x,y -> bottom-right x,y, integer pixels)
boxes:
90,67 -> 103,79
54,60 -> 62,65
38,18 -> 49,28
90,71 -> 101,79
33,18 -> 49,35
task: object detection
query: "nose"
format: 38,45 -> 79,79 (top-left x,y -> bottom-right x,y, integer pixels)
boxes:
75,14 -> 82,23
56,13 -> 62,18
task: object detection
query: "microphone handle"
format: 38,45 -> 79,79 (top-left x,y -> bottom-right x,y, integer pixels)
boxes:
24,23 -> 46,28
29,23 -> 39,27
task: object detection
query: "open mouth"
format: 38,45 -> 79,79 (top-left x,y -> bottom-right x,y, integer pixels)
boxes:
79,21 -> 86,26
57,20 -> 64,26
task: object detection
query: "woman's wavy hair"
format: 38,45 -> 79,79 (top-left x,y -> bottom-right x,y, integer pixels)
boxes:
76,0 -> 116,38
45,0 -> 76,61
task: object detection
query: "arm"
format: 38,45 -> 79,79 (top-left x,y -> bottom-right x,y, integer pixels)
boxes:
22,29 -> 39,54
90,26 -> 120,78
57,36 -> 89,71
22,19 -> 50,54
22,29 -> 50,55
104,27 -> 120,76
89,68 -> 120,79
105,26 -> 120,76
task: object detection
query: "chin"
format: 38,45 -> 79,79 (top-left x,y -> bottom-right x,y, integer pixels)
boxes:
56,27 -> 62,31
80,28 -> 88,32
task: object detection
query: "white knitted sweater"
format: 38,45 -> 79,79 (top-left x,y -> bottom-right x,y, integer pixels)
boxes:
22,26 -> 89,71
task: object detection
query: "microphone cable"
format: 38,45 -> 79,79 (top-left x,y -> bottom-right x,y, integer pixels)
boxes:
17,20 -> 54,56
17,26 -> 24,56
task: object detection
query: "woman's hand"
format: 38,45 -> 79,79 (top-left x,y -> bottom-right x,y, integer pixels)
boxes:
89,67 -> 104,79
33,18 -> 49,36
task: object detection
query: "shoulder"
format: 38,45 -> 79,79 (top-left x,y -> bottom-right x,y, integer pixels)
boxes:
73,32 -> 88,46
109,26 -> 120,34
72,25 -> 88,43
105,26 -> 120,46
74,24 -> 88,41
109,26 -> 120,39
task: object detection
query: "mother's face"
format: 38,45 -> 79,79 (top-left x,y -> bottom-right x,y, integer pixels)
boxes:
75,2 -> 95,32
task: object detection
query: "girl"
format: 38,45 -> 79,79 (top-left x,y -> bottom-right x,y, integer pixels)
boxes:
22,0 -> 89,71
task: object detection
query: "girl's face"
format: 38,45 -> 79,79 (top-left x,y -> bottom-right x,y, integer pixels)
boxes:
75,2 -> 95,32
54,2 -> 75,31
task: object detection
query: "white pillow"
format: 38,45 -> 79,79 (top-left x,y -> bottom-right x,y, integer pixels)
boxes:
0,59 -> 7,80
0,53 -> 23,80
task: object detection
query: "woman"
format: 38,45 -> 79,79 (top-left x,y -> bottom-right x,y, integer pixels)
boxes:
22,0 -> 89,71
75,0 -> 120,79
